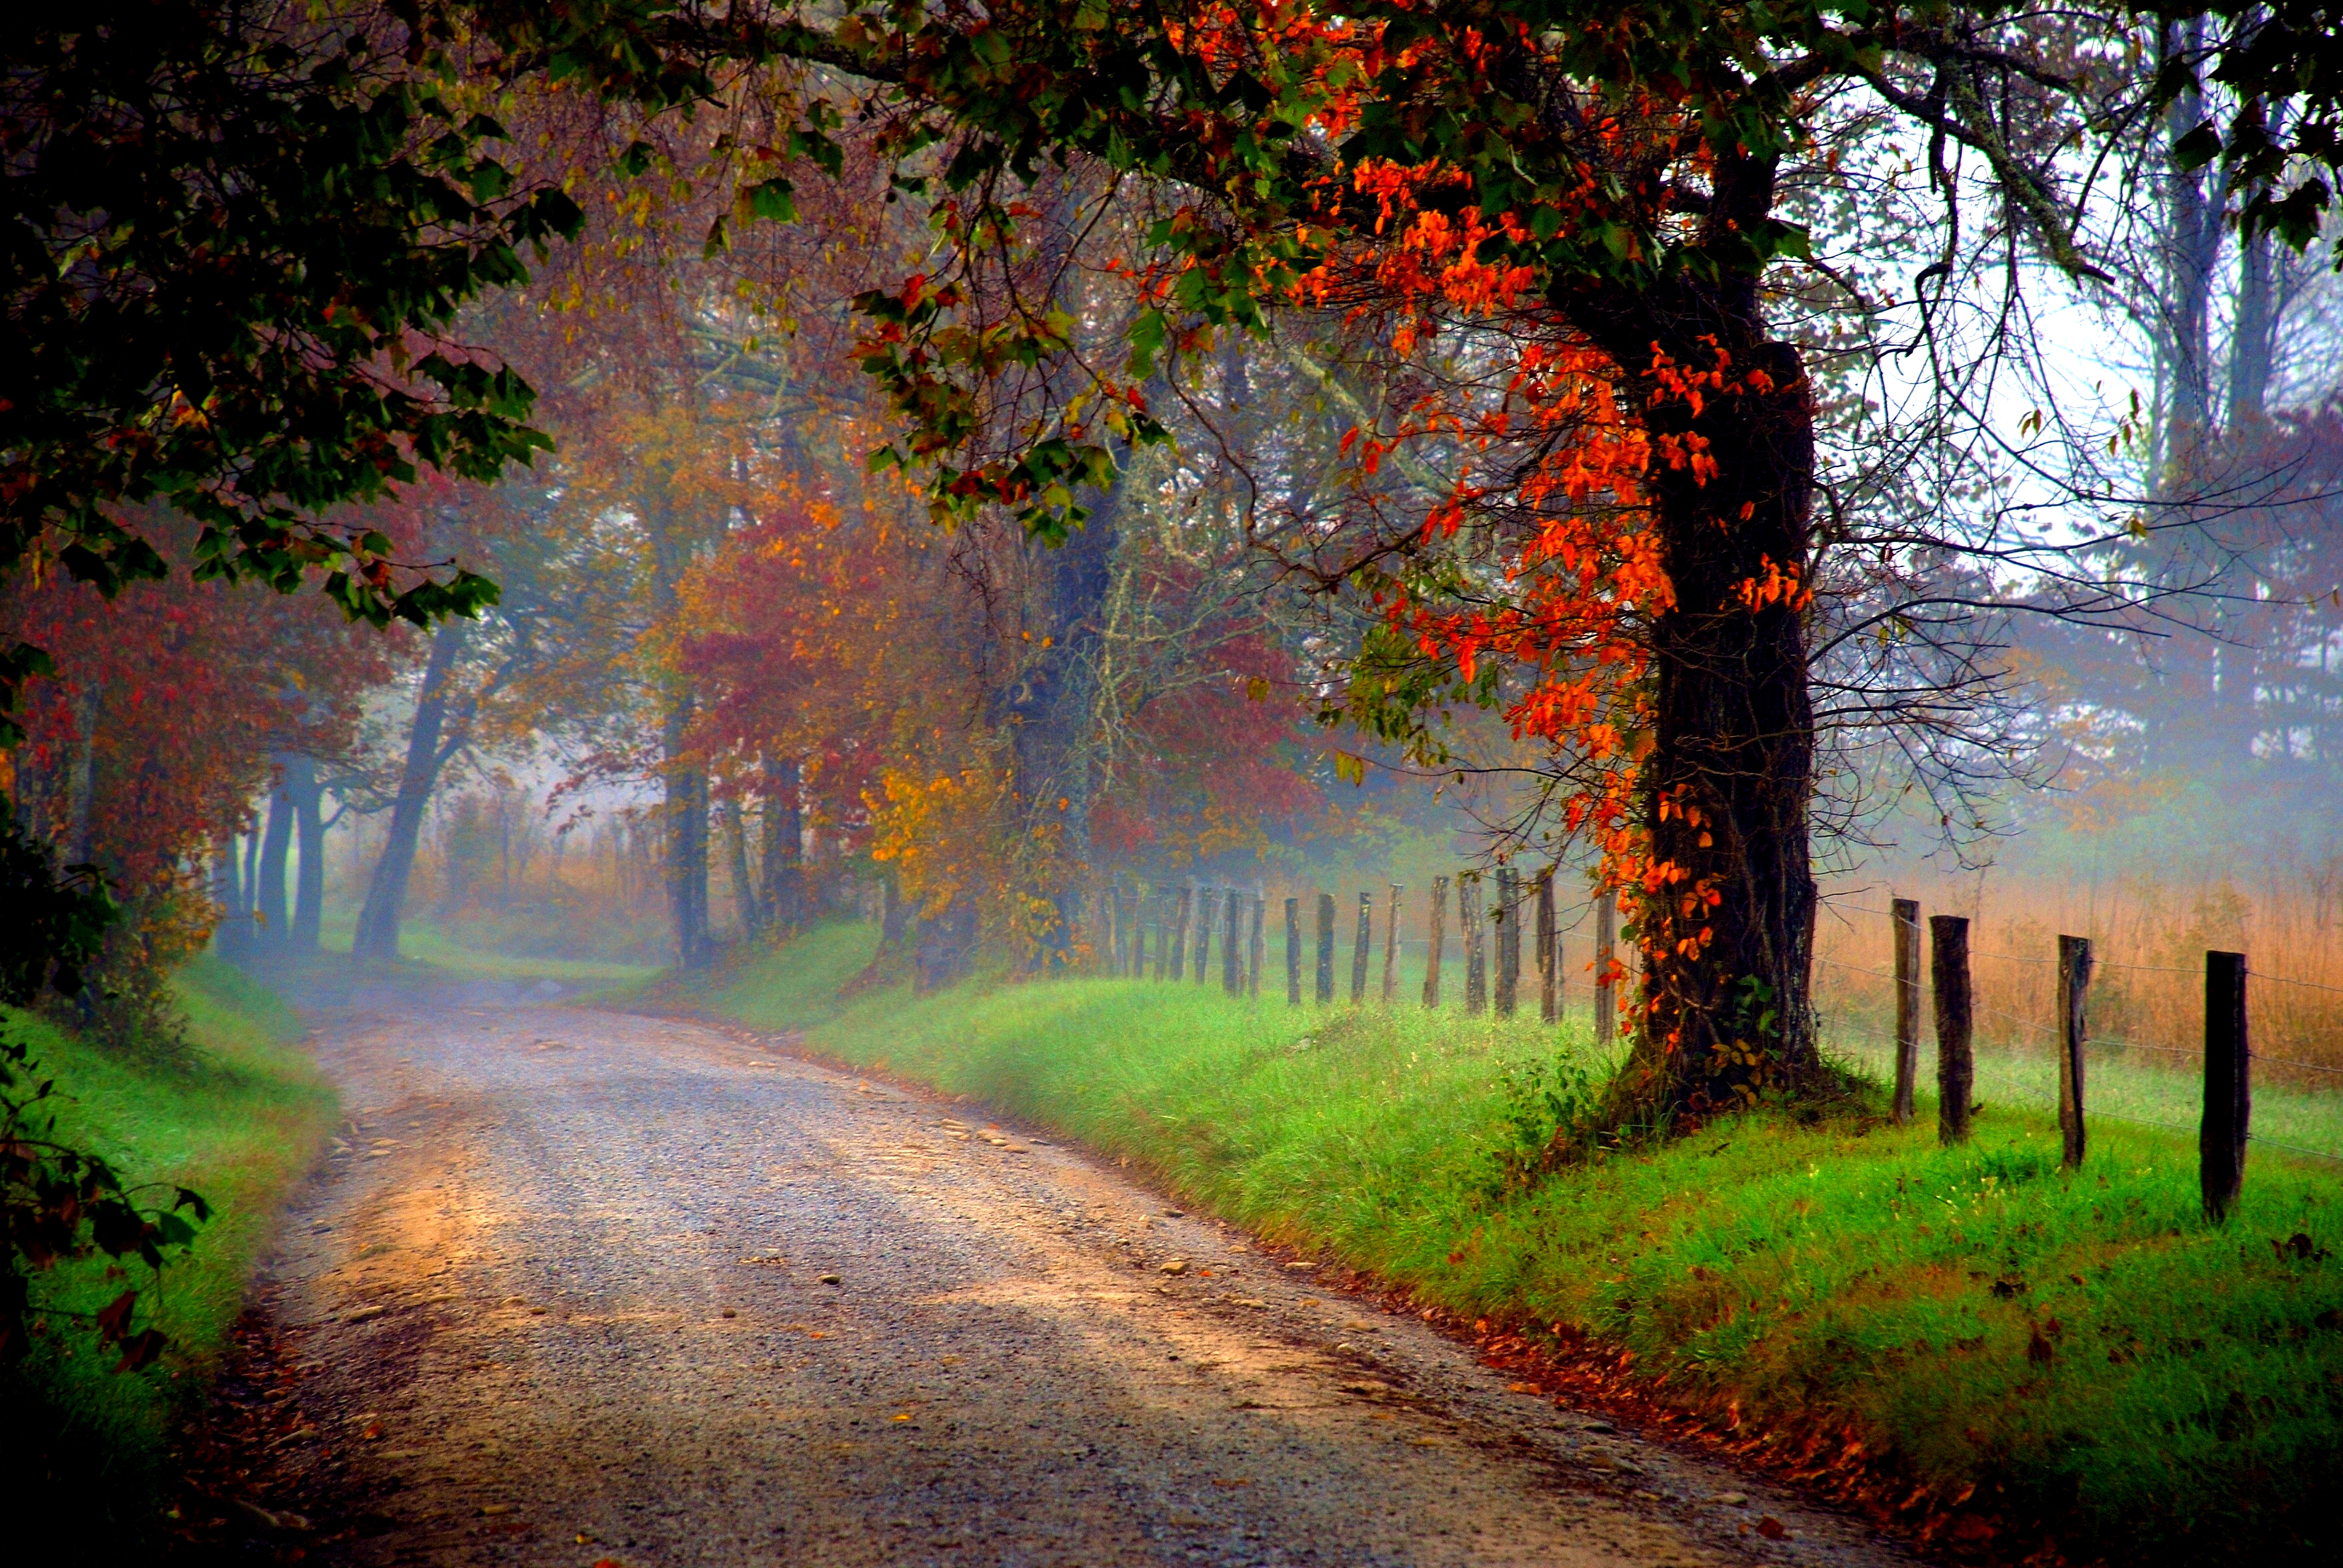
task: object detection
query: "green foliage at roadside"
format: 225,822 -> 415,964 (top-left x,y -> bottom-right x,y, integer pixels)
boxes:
704,923 -> 2343,1564
2,956 -> 334,1521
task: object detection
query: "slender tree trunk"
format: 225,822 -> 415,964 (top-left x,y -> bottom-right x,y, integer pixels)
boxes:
722,795 -> 760,940
664,692 -> 710,971
354,619 -> 465,965
759,753 -> 805,932
64,680 -> 99,866
256,760 -> 295,954
286,754 -> 326,954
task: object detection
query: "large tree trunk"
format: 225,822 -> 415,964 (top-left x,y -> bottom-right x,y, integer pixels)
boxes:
1562,157 -> 1821,1123
285,754 -> 326,955
255,759 -> 296,955
1002,468 -> 1122,967
353,619 -> 465,965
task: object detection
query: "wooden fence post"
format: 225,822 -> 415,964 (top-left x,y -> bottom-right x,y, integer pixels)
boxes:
1316,892 -> 1337,1003
1381,884 -> 1403,1003
1892,898 -> 1921,1125
2202,950 -> 2250,1221
2057,934 -> 2092,1169
1931,915 -> 1973,1145
1223,889 -> 1242,995
1493,868 -> 1519,1017
1350,891 -> 1372,1003
1247,889 -> 1264,999
1424,876 -> 1449,1008
1536,871 -> 1557,1024
1192,882 -> 1212,984
1463,875 -> 1488,1014
1594,889 -> 1616,1051
1284,897 -> 1302,1005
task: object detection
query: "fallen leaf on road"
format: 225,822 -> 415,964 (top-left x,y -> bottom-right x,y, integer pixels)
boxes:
1757,1516 -> 1786,1540
819,1273 -> 842,1285
479,1503 -> 511,1516
1507,1382 -> 1541,1394
1161,1259 -> 1190,1275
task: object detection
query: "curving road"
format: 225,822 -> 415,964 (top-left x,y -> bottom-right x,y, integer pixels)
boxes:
241,998 -> 1914,1568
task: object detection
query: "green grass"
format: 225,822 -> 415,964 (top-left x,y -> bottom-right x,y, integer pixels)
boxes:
697,922 -> 2343,1564
4,956 -> 336,1521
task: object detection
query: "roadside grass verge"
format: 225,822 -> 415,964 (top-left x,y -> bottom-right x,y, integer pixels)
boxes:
2,957 -> 335,1523
696,922 -> 2343,1564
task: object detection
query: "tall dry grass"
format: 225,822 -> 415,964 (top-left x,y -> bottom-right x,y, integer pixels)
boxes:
1816,873 -> 2343,1085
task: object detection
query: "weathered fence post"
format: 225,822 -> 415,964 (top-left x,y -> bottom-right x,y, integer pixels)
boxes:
1536,871 -> 1557,1024
2201,950 -> 2250,1221
1192,883 -> 1213,985
1350,891 -> 1372,1003
1223,889 -> 1242,995
2057,933 -> 2092,1169
1892,898 -> 1921,1125
1247,889 -> 1264,999
1316,892 -> 1337,1003
1284,897 -> 1302,1005
1423,876 -> 1449,1009
1493,867 -> 1520,1018
1381,884 -> 1403,1003
1594,889 -> 1616,1051
1931,915 -> 1973,1145
1463,875 -> 1488,1014
1169,885 -> 1191,979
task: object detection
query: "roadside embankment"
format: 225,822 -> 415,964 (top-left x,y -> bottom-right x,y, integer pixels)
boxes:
683,922 -> 2343,1565
3,956 -> 335,1526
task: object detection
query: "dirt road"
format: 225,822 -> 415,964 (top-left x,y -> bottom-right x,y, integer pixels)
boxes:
233,999 -> 1913,1567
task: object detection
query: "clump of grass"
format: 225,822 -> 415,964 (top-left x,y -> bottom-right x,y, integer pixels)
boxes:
703,921 -> 2343,1564
2,956 -> 334,1527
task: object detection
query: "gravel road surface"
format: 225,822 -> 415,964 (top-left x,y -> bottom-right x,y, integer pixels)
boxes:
246,998 -> 1915,1568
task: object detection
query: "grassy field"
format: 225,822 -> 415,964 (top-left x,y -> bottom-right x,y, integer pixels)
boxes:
693,921 -> 2343,1564
2,957 -> 335,1522
315,907 -> 660,988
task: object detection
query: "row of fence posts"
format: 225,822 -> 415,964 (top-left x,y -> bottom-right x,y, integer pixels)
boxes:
1890,899 -> 2254,1221
1104,872 -> 1623,1040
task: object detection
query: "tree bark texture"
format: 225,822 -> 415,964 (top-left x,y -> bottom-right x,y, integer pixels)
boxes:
1462,877 -> 1486,1014
286,754 -> 326,955
1423,876 -> 1447,1009
1536,872 -> 1556,1024
1493,868 -> 1519,1018
1314,892 -> 1335,1003
1932,915 -> 1974,1145
760,754 -> 806,933
663,690 -> 711,973
354,618 -> 465,965
1564,217 -> 1821,1117
1381,884 -> 1402,1004
255,760 -> 295,952
1892,898 -> 1922,1125
1284,896 -> 1301,1005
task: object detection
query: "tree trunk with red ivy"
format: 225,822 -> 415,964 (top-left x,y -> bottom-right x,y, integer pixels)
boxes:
1565,152 -> 1820,1125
